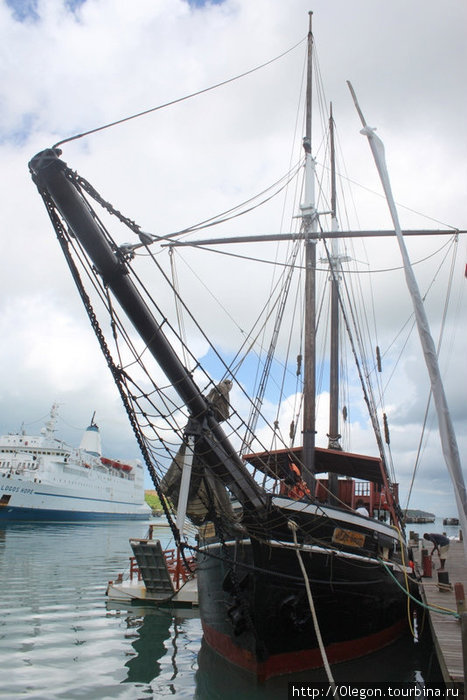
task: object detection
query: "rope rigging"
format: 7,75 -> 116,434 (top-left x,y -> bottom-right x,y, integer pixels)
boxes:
56,158 -> 311,464
403,233 -> 461,512
40,131 -> 454,526
241,238 -> 301,454
29,43 -> 462,549
53,35 -> 306,149
30,145 -> 439,640
27,22 -> 467,674
31,153 -> 377,551
31,159 -> 301,500
320,236 -> 395,489
31,175 -> 182,545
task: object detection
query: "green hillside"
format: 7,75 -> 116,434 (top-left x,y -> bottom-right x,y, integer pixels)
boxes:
145,490 -> 163,515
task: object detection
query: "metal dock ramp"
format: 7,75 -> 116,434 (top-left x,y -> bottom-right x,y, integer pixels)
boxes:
129,538 -> 175,600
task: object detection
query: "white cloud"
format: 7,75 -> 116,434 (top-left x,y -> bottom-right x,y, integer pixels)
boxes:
0,0 -> 465,517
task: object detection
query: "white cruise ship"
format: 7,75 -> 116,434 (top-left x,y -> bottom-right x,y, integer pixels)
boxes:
0,405 -> 151,521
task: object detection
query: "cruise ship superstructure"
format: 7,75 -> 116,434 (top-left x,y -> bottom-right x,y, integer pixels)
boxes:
0,405 -> 150,521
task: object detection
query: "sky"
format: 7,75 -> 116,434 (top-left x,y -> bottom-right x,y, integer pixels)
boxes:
0,0 -> 466,517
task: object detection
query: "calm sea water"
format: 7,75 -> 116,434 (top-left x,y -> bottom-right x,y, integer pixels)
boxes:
0,517 -> 456,699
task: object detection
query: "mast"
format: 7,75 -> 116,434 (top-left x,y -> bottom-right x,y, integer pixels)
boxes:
327,104 -> 341,505
328,104 -> 341,455
348,82 -> 467,555
301,11 -> 317,492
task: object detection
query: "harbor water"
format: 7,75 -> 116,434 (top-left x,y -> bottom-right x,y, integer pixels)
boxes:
0,517 -> 458,699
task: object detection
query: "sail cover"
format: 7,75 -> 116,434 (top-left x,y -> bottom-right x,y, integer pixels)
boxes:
160,380 -> 239,527
160,441 -> 239,526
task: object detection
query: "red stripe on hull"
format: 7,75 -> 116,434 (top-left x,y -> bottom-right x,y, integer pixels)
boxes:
202,618 -> 408,681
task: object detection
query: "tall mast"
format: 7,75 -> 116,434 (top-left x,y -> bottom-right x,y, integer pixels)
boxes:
348,81 -> 467,556
327,104 -> 341,503
301,11 -> 317,492
328,105 -> 341,452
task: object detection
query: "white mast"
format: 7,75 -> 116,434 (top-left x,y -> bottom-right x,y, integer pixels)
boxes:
348,82 -> 467,555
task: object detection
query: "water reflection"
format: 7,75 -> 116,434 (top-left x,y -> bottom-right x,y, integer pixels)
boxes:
123,609 -> 173,683
107,604 -> 200,688
195,629 -> 442,700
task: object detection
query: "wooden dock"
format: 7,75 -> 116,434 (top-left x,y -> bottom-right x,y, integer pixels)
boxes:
412,538 -> 466,684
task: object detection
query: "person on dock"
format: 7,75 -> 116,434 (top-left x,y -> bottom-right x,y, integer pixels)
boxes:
423,532 -> 450,570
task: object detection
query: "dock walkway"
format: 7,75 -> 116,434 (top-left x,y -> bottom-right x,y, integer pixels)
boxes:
413,538 -> 466,684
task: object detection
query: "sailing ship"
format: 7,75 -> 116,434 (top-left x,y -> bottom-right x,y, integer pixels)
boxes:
0,404 -> 150,521
28,13 -> 465,680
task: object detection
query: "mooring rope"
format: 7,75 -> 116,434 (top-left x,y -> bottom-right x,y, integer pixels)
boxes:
288,519 -> 338,693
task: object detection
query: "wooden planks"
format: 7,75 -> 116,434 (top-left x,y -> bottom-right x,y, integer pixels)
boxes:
413,539 -> 466,683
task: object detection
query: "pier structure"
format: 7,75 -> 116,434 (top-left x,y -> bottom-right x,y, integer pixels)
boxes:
412,536 -> 466,686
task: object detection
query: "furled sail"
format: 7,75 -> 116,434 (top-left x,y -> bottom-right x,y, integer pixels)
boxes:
350,84 -> 467,555
160,380 -> 240,527
160,441 -> 239,526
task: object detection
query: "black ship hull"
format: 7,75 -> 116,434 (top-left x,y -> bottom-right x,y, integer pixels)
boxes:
197,502 -> 415,680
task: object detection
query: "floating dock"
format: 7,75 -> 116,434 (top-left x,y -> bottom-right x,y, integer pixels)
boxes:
106,574 -> 198,607
412,536 -> 465,684
106,538 -> 198,608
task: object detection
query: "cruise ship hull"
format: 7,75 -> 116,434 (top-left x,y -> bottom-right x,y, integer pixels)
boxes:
0,476 -> 150,521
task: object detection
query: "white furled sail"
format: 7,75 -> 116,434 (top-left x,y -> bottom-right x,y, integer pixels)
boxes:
348,83 -> 467,556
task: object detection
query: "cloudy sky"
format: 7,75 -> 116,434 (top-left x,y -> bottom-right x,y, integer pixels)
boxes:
1,0 -> 466,517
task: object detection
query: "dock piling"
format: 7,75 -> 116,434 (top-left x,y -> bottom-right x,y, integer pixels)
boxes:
422,548 -> 432,577
455,583 -> 465,615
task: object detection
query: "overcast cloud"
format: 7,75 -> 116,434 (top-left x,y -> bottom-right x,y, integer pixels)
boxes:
0,0 -> 466,517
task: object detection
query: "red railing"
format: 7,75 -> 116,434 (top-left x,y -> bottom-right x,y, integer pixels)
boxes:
129,546 -> 196,590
